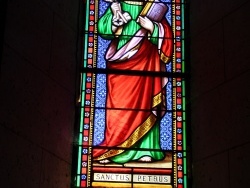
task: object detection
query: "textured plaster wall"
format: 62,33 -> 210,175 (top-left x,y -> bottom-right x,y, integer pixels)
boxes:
190,0 -> 250,187
0,0 -> 81,187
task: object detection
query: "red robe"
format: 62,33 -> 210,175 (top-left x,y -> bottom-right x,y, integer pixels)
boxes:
93,19 -> 173,161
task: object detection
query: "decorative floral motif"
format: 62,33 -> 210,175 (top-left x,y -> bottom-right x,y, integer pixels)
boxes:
82,162 -> 87,167
177,152 -> 183,158
82,149 -> 88,154
81,175 -> 87,180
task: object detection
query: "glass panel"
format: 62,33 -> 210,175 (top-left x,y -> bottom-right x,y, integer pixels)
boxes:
74,0 -> 188,187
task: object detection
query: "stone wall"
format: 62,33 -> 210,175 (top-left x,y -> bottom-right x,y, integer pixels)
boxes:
190,0 -> 250,187
0,0 -> 81,187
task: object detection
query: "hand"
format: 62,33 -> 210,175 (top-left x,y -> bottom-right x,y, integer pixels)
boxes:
111,2 -> 121,17
138,16 -> 154,34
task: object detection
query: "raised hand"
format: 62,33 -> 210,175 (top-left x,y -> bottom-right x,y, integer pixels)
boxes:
111,2 -> 121,18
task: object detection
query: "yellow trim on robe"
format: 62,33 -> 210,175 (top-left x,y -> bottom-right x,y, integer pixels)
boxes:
124,1 -> 143,5
152,92 -> 162,108
160,52 -> 171,63
95,114 -> 157,160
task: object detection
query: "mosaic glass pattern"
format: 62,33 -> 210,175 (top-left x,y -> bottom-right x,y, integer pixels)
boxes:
75,0 -> 188,187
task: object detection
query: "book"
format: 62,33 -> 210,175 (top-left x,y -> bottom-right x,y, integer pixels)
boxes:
139,0 -> 168,22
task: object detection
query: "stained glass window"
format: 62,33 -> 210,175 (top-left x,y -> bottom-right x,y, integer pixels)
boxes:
74,0 -> 188,187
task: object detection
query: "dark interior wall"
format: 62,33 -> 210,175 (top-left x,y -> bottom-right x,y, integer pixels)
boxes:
0,0 -> 81,187
1,0 -> 250,188
190,0 -> 250,187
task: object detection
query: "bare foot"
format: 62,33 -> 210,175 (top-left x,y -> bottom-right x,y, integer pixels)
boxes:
99,159 -> 110,164
138,156 -> 152,162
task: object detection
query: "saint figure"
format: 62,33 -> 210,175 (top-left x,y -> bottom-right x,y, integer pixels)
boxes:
93,0 -> 173,164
